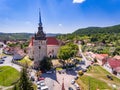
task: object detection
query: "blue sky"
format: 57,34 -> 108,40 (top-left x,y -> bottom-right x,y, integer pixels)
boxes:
0,0 -> 120,33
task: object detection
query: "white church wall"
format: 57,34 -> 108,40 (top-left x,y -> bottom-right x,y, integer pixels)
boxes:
47,45 -> 59,58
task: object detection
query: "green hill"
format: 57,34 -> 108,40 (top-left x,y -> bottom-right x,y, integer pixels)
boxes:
73,24 -> 120,35
0,33 -> 59,40
0,33 -> 33,40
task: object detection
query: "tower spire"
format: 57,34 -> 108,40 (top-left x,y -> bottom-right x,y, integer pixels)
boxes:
39,8 -> 42,27
35,8 -> 46,40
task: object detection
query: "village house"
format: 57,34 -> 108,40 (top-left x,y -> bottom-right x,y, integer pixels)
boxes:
3,47 -> 14,55
113,55 -> 120,60
95,54 -> 108,65
3,47 -> 26,60
85,52 -> 108,65
103,58 -> 120,77
13,47 -> 26,60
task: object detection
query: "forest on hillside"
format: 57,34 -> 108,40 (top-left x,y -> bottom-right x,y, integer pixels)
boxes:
0,33 -> 58,40
57,24 -> 120,56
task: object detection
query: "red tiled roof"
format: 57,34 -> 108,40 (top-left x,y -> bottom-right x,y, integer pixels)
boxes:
46,37 -> 59,45
28,37 -> 59,47
100,54 -> 108,57
95,54 -> 108,60
108,58 -> 120,69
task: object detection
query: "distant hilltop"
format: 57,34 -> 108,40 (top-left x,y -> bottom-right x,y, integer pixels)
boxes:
73,24 -> 120,35
1,24 -> 120,40
0,33 -> 61,40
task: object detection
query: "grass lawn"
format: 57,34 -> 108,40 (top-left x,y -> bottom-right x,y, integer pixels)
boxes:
77,65 -> 120,90
18,56 -> 33,66
0,66 -> 20,86
77,75 -> 112,90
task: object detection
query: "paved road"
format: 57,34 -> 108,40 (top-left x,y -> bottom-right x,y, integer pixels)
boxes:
78,44 -> 91,68
0,55 -> 22,72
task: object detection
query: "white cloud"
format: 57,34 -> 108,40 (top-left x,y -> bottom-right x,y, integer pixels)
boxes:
58,24 -> 62,27
73,0 -> 85,3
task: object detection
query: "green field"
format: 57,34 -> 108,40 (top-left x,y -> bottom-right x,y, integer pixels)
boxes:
0,66 -> 20,86
77,65 -> 120,90
77,75 -> 112,90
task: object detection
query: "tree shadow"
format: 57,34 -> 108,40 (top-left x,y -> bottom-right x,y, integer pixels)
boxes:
65,69 -> 77,76
41,72 -> 60,83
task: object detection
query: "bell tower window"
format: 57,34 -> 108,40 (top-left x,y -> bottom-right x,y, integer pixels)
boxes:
39,46 -> 41,49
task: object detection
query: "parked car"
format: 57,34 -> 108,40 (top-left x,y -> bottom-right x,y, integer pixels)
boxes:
71,80 -> 75,84
37,81 -> 40,85
74,76 -> 79,80
82,69 -> 87,72
74,83 -> 80,90
3,56 -> 7,58
38,77 -> 45,81
0,61 -> 4,64
78,70 -> 83,76
40,82 -> 46,86
68,87 -> 74,90
30,76 -> 35,81
37,80 -> 44,85
0,59 -> 4,61
106,75 -> 113,80
91,61 -> 94,64
40,86 -> 48,90
79,61 -> 85,65
37,85 -> 41,89
86,65 -> 91,69
46,71 -> 52,74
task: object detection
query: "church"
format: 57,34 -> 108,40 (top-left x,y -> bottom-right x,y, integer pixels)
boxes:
28,11 -> 60,68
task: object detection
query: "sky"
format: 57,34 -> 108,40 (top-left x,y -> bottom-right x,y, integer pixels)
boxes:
0,0 -> 120,33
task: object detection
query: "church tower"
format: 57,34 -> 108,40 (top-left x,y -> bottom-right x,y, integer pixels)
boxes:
33,11 -> 47,68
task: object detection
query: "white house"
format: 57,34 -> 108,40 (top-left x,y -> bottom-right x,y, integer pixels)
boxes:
103,58 -> 120,77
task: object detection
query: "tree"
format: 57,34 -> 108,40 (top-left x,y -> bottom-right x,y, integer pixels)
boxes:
39,57 -> 53,71
58,45 -> 71,60
57,43 -> 78,61
18,67 -> 33,90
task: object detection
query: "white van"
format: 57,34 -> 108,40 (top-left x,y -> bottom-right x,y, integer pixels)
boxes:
40,86 -> 49,90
